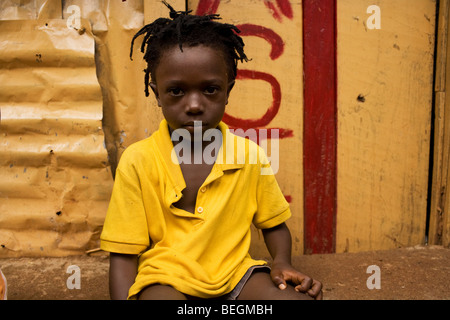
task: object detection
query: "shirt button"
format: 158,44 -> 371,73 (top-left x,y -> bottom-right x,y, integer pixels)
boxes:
200,187 -> 207,193
197,207 -> 204,214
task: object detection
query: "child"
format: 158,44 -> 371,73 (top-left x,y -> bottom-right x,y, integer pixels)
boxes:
100,2 -> 322,300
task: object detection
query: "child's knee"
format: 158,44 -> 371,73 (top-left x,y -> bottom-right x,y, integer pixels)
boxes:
138,284 -> 187,300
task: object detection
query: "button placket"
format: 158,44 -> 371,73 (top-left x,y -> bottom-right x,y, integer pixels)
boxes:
196,185 -> 207,215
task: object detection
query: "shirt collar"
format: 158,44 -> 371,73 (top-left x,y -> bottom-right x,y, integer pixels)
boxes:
155,120 -> 247,206
154,119 -> 245,186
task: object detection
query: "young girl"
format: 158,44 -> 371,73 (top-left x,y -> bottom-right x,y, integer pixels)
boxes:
100,2 -> 322,300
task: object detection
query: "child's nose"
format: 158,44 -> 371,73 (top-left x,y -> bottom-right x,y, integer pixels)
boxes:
185,92 -> 204,114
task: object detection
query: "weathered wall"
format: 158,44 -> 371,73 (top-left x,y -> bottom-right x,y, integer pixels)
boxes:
0,17 -> 113,257
336,0 -> 436,252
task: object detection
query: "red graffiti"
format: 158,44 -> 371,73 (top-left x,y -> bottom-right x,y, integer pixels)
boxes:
195,0 -> 295,188
264,0 -> 294,22
195,0 -> 294,138
237,24 -> 284,60
225,71 -> 293,158
196,0 -> 221,15
196,0 -> 293,20
229,126 -> 293,144
223,70 -> 280,129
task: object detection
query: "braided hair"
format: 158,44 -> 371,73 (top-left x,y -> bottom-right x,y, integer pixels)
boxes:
130,1 -> 248,97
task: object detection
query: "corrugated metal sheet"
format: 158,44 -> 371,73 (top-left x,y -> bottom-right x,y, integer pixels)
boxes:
0,19 -> 113,257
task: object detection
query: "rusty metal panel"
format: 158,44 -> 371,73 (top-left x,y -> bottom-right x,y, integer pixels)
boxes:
0,19 -> 113,257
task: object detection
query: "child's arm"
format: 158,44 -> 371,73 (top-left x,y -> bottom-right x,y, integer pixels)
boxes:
109,253 -> 138,300
262,223 -> 323,299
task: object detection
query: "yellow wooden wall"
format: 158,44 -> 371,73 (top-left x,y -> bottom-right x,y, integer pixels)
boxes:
336,0 -> 436,252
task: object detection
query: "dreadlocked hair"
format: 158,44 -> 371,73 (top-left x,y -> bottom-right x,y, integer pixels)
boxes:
130,1 -> 248,97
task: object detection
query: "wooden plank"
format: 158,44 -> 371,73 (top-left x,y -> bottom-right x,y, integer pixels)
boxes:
442,0 -> 450,246
302,0 -> 337,254
336,0 -> 436,252
429,91 -> 447,245
430,0 -> 450,247
444,146 -> 450,246
435,0 -> 450,92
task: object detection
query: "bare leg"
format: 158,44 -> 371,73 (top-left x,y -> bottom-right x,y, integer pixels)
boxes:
237,270 -> 313,300
138,284 -> 188,300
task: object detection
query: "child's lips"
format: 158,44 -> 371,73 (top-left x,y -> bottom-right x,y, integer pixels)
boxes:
183,121 -> 207,129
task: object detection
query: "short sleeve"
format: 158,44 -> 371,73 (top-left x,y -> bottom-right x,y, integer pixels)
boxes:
100,157 -> 150,254
252,150 -> 291,229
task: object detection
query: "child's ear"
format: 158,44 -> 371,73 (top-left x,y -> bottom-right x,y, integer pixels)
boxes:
226,80 -> 235,105
149,82 -> 162,107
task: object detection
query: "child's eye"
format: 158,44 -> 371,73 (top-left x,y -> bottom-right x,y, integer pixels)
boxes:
204,86 -> 219,95
168,88 -> 184,96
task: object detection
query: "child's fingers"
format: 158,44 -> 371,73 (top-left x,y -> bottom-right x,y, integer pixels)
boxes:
293,276 -> 313,293
275,277 -> 287,290
306,280 -> 323,299
270,272 -> 287,290
311,289 -> 323,300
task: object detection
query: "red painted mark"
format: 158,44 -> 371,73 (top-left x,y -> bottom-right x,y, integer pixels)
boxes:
196,0 -> 221,15
223,70 -> 281,129
229,127 -> 293,143
237,24 -> 284,60
197,0 -> 293,21
264,0 -> 283,22
195,1 -> 289,133
275,0 -> 293,19
264,0 -> 293,22
303,0 -> 337,254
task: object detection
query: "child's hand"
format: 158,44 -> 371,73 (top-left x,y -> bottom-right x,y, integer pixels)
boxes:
270,262 -> 323,300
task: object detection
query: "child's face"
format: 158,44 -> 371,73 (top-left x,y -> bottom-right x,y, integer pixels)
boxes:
150,45 -> 234,136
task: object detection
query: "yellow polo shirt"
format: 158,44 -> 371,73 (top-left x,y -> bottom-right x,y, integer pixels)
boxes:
100,120 -> 291,299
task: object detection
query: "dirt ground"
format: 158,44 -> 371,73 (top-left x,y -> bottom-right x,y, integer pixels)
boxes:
0,245 -> 449,300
